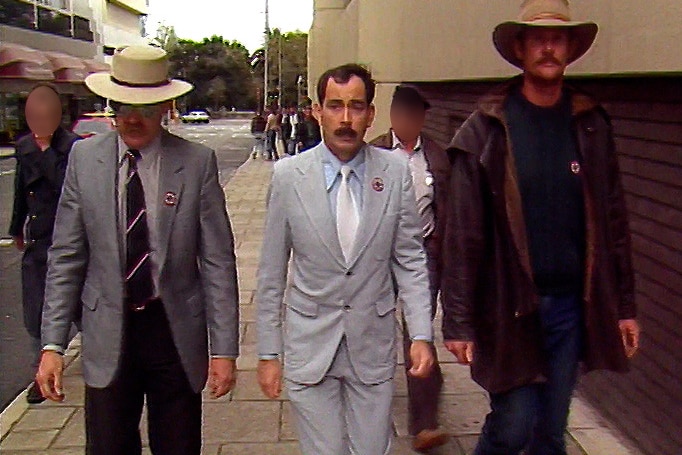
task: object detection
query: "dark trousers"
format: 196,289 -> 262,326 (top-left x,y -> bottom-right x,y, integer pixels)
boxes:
85,301 -> 202,455
266,130 -> 279,160
474,294 -> 583,455
401,239 -> 443,435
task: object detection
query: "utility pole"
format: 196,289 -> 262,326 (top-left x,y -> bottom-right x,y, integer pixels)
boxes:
278,32 -> 283,108
263,0 -> 270,113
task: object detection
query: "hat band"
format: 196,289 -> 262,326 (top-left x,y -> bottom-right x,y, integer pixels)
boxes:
110,76 -> 171,88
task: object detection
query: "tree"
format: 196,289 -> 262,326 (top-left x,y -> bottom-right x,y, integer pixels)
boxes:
166,35 -> 258,111
151,24 -> 179,52
251,29 -> 309,108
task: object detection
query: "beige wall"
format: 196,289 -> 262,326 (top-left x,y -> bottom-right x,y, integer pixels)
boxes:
310,0 -> 682,136
107,0 -> 148,15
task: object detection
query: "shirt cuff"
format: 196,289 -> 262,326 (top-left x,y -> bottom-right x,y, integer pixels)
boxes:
42,344 -> 65,355
210,355 -> 237,360
258,354 -> 279,360
411,336 -> 433,342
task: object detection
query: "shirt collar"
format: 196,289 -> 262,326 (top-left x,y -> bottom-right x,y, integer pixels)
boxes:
391,130 -> 422,152
320,142 -> 366,191
117,134 -> 162,166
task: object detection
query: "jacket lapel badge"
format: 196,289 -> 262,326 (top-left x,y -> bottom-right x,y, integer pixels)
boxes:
164,191 -> 178,206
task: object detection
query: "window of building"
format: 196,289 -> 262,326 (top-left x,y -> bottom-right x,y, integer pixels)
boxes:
0,0 -> 94,42
0,0 -> 36,30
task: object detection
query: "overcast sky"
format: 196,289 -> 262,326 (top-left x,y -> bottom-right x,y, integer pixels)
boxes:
146,0 -> 314,53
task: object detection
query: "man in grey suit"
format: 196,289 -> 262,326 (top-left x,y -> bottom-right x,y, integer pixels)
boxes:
257,63 -> 435,455
35,46 -> 239,455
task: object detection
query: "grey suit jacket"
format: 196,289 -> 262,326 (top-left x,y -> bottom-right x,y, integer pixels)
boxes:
257,144 -> 432,386
42,130 -> 239,392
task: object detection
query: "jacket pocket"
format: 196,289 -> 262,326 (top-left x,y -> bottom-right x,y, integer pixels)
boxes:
375,293 -> 396,316
286,287 -> 318,317
80,282 -> 100,311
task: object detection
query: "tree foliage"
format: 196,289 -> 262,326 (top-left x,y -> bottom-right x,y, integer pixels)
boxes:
152,24 -> 308,113
251,29 -> 309,108
166,35 -> 257,111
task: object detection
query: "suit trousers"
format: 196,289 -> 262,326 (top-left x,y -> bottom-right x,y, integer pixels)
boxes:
84,300 -> 202,455
401,235 -> 444,435
286,338 -> 394,455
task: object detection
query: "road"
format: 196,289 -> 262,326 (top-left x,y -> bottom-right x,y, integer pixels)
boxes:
0,119 -> 254,409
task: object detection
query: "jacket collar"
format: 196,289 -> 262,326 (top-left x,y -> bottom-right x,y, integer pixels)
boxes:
477,75 -> 599,121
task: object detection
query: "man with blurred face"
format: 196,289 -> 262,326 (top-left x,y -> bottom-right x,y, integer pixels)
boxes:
370,85 -> 451,452
36,46 -> 240,455
441,1 -> 640,454
257,63 -> 434,454
9,83 -> 80,404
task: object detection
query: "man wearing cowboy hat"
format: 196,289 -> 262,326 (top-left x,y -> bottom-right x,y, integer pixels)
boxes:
36,45 -> 239,455
441,1 -> 640,454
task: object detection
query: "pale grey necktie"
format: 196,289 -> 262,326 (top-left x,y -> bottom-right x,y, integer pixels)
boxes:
337,165 -> 359,261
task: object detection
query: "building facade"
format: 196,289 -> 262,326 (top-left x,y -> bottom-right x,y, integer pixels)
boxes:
308,2 -> 682,455
0,0 -> 147,143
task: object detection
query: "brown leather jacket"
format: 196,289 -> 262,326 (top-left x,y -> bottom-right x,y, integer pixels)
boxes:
370,131 -> 451,293
441,79 -> 636,394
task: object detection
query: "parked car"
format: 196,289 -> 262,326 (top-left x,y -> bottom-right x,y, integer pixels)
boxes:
72,113 -> 116,138
181,110 -> 210,124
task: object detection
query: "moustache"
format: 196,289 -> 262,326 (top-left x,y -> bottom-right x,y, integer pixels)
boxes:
537,57 -> 562,66
334,127 -> 358,138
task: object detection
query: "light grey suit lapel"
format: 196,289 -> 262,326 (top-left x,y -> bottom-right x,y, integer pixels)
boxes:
293,147 -> 346,267
156,132 -> 185,270
348,148 -> 391,267
97,133 -> 123,272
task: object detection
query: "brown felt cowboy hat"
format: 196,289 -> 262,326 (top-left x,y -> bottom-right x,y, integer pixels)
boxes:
85,45 -> 193,104
493,0 -> 598,69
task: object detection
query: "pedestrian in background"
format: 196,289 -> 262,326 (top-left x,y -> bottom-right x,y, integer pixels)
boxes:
257,63 -> 434,455
250,111 -> 267,159
36,46 -> 240,455
265,107 -> 280,160
295,104 -> 322,152
9,82 -> 81,404
280,107 -> 293,155
441,1 -> 640,454
370,85 -> 451,452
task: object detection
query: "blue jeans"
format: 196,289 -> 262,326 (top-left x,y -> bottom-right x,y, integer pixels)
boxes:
475,294 -> 583,455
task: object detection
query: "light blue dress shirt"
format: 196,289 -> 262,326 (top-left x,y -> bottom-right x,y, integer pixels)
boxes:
320,143 -> 366,217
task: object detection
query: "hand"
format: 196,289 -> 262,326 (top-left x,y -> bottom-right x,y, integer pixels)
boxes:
12,235 -> 24,251
207,358 -> 237,398
257,359 -> 282,399
444,340 -> 475,365
408,340 -> 434,378
36,351 -> 65,402
619,319 -> 640,359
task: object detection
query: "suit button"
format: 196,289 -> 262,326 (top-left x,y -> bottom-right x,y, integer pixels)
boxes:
31,215 -> 37,220
345,270 -> 353,276
514,311 -> 521,318
28,191 -> 35,197
343,305 -> 351,311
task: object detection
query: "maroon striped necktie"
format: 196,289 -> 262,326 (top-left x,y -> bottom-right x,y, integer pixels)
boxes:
125,149 -> 153,309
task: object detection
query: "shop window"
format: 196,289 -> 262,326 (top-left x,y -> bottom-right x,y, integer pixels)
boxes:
36,5 -> 71,38
0,0 -> 35,30
73,15 -> 93,41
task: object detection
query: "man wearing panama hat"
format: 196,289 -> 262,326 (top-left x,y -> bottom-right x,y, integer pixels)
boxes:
35,45 -> 240,455
441,1 -> 640,454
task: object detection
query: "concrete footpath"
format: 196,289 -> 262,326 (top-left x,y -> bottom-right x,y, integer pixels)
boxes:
0,158 -> 642,454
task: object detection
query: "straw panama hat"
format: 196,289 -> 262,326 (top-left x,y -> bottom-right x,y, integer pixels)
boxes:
493,0 -> 598,69
85,45 -> 193,104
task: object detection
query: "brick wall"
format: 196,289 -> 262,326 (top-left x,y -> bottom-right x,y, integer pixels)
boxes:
415,76 -> 682,455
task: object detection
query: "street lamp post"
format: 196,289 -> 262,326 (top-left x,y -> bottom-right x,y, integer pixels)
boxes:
263,0 -> 269,113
